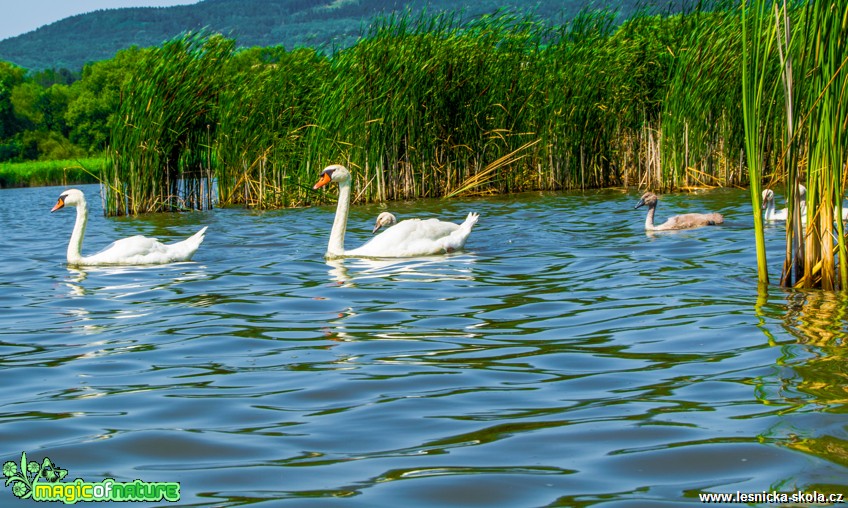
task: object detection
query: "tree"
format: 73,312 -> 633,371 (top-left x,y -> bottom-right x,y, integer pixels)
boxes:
0,61 -> 26,139
66,47 -> 145,153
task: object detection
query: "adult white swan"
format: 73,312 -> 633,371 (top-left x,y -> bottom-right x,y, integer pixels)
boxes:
762,185 -> 808,222
51,188 -> 207,266
634,191 -> 724,231
313,165 -> 479,258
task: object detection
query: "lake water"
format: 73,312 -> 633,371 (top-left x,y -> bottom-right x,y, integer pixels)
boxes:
2,183 -> 847,507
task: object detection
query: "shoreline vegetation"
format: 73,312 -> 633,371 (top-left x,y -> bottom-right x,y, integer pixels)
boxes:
102,2 -> 844,219
106,5 -> 760,216
0,158 -> 103,189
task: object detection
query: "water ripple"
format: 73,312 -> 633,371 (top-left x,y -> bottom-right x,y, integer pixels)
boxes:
1,185 -> 846,506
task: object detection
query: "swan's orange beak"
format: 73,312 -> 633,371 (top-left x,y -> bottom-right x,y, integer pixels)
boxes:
313,173 -> 332,190
51,197 -> 65,212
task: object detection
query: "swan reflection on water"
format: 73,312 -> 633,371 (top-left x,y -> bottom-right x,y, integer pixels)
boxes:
326,254 -> 478,286
63,263 -> 208,297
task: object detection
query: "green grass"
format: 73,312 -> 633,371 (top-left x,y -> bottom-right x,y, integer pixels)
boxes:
0,157 -> 104,188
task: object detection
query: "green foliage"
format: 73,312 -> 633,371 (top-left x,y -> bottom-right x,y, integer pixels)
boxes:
0,61 -> 26,139
0,157 -> 103,187
66,47 -> 148,153
3,79 -> 82,163
9,81 -> 42,129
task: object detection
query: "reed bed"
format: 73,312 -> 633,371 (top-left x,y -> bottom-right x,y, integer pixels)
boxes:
216,47 -> 329,208
741,0 -> 848,290
793,0 -> 848,290
104,33 -> 233,215
105,3 -> 838,220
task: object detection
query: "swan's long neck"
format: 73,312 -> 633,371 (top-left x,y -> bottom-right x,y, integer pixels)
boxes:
763,199 -> 775,220
644,204 -> 657,230
327,179 -> 351,258
67,200 -> 87,264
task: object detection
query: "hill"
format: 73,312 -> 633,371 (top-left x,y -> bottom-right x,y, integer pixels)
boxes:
0,0 -> 620,71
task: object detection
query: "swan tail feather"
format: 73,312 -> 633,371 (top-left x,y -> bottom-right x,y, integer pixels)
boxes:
171,226 -> 208,261
461,212 -> 479,229
442,212 -> 479,252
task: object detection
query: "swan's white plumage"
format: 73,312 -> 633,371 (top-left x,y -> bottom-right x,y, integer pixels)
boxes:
314,165 -> 478,258
51,188 -> 207,266
349,214 -> 478,258
763,186 -> 807,222
759,185 -> 848,224
761,189 -> 788,221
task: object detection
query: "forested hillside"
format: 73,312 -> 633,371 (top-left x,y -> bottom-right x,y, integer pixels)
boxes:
0,0 -> 628,71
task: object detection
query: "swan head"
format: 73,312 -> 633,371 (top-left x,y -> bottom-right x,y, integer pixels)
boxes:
635,192 -> 658,210
51,188 -> 86,212
313,164 -> 350,190
372,212 -> 397,233
762,188 -> 775,209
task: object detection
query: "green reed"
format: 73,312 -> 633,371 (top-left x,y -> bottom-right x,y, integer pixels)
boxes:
740,0 -> 848,291
106,5 -> 827,214
0,157 -> 104,188
773,1 -> 805,287
216,47 -> 329,208
663,7 -> 745,189
741,0 -> 778,285
303,10 -> 551,201
793,0 -> 848,290
103,32 -> 233,215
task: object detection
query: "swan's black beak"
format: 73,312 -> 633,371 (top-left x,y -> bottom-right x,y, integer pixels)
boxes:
51,195 -> 66,212
313,172 -> 332,190
634,199 -> 645,210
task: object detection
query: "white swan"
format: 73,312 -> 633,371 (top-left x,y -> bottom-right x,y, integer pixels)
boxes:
313,165 -> 479,258
762,186 -> 808,222
51,188 -> 207,266
634,191 -> 724,231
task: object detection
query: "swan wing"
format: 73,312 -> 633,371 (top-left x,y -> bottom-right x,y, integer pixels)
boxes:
658,213 -> 723,230
81,227 -> 207,265
346,214 -> 477,258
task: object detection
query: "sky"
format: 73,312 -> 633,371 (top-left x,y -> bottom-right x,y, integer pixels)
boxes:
0,0 -> 202,41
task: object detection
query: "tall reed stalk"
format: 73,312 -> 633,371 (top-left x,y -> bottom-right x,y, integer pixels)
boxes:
741,0 -> 777,285
772,1 -> 805,287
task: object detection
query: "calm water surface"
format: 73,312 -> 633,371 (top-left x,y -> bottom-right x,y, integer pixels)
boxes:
2,184 -> 847,507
